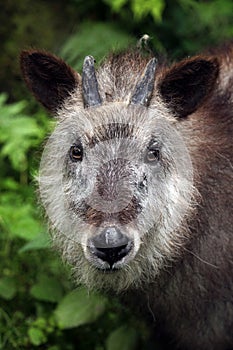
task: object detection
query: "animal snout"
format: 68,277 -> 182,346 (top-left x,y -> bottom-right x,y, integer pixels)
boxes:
89,227 -> 133,269
96,158 -> 133,202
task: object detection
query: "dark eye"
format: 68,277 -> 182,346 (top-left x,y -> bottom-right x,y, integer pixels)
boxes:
69,144 -> 83,162
145,147 -> 160,164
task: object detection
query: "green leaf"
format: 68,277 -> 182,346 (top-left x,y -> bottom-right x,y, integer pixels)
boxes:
106,325 -> 139,350
55,288 -> 107,329
104,0 -> 128,11
131,0 -> 165,21
0,93 -> 47,172
19,232 -> 50,253
0,277 -> 17,300
104,0 -> 165,21
30,276 -> 64,303
28,327 -> 47,346
0,192 -> 43,241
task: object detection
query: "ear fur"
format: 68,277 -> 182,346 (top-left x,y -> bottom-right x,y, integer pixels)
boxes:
158,57 -> 219,118
20,50 -> 80,112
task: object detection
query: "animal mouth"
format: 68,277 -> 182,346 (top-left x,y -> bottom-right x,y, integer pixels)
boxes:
89,241 -> 133,271
87,227 -> 134,271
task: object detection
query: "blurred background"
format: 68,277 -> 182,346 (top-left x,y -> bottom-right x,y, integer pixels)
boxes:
0,1 -> 232,349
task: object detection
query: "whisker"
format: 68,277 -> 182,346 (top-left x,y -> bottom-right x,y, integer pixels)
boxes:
183,247 -> 219,269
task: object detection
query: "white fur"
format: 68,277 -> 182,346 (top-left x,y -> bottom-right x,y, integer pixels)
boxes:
39,98 -> 196,292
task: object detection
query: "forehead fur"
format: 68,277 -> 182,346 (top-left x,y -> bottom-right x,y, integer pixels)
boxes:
97,51 -> 154,103
56,102 -> 174,146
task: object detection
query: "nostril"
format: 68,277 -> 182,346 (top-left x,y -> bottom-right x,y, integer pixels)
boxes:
93,243 -> 132,268
89,227 -> 132,268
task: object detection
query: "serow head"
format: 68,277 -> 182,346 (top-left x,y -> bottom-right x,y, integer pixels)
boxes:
20,48 -> 219,286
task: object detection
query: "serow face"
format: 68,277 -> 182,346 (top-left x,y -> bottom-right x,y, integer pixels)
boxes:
56,110 -> 193,273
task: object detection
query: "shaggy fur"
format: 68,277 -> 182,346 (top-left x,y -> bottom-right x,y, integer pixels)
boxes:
21,43 -> 233,350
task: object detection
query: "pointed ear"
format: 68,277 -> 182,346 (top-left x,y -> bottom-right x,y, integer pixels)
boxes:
158,57 -> 219,118
20,50 -> 81,112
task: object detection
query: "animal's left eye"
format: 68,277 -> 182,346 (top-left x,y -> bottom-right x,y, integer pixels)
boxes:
69,144 -> 83,162
145,147 -> 160,164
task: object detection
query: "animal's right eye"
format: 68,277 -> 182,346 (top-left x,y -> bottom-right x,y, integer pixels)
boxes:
69,144 -> 83,162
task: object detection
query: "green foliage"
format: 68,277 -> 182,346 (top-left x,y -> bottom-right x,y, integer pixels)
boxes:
102,0 -> 233,56
28,326 -> 47,346
60,21 -> 134,70
0,93 -> 49,242
106,325 -> 139,350
0,0 -> 76,101
0,193 -> 43,241
163,0 -> 233,56
0,94 -> 43,172
55,288 -> 107,329
0,277 -> 17,300
104,0 -> 165,21
19,232 -> 50,253
30,276 -> 64,303
131,0 -> 165,22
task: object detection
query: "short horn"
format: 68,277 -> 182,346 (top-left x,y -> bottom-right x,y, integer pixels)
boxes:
130,57 -> 157,107
82,56 -> 102,108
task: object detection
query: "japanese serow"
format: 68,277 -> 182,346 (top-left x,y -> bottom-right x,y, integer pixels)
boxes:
20,42 -> 233,349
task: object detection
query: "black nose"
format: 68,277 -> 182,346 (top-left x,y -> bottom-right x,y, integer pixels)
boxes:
90,227 -> 132,268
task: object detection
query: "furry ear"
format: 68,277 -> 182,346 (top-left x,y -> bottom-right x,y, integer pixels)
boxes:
20,50 -> 80,112
158,57 -> 219,118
